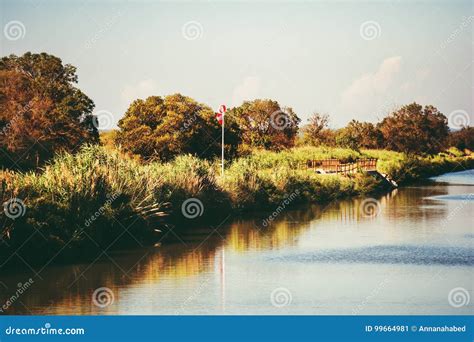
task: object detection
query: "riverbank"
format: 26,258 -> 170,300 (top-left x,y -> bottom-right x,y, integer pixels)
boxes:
1,145 -> 473,268
1,169 -> 472,315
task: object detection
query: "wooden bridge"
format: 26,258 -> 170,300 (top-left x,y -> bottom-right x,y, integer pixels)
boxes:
306,158 -> 378,175
305,158 -> 398,188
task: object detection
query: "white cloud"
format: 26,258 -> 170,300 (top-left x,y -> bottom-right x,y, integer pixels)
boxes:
121,79 -> 161,105
231,76 -> 261,107
340,56 -> 402,122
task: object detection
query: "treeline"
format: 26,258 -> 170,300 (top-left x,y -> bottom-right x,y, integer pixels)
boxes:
300,109 -> 474,154
1,52 -> 472,171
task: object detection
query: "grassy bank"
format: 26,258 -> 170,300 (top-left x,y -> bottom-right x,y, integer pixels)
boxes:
1,145 -> 473,267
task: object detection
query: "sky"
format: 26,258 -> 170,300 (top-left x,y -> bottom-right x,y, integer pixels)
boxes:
0,0 -> 472,129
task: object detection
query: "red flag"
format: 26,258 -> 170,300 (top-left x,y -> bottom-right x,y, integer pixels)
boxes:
215,104 -> 226,125
215,112 -> 223,125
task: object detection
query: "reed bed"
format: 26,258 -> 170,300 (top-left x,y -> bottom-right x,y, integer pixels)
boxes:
1,144 -> 472,266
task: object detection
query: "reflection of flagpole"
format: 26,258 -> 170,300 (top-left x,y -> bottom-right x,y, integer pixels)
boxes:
220,247 -> 225,311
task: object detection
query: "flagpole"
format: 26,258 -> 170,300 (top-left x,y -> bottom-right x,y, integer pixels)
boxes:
221,110 -> 224,177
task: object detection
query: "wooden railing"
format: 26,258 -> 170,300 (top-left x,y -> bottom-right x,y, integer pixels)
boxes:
306,158 -> 377,175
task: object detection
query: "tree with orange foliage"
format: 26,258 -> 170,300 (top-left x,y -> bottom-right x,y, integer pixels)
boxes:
379,103 -> 448,154
0,52 -> 98,170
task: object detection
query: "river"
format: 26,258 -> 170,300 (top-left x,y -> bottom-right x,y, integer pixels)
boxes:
1,170 -> 473,315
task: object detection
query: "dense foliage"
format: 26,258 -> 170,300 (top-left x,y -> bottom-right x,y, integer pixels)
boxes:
448,126 -> 474,151
227,99 -> 301,152
116,94 -> 241,161
0,53 -> 98,169
379,103 -> 449,154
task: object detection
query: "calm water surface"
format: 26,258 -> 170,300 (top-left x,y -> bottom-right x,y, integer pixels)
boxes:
1,170 -> 473,315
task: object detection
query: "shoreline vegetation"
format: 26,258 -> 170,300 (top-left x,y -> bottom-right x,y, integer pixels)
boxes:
1,52 -> 474,269
1,144 -> 473,269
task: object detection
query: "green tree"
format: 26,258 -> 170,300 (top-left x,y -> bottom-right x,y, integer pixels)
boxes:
379,103 -> 448,154
0,52 -> 98,169
335,127 -> 361,151
337,120 -> 383,150
116,94 -> 241,161
302,112 -> 335,146
228,99 -> 300,151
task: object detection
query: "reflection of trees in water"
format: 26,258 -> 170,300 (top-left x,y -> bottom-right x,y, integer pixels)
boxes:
1,242 -> 219,315
226,208 -> 322,252
318,185 -> 449,223
382,186 -> 449,222
0,185 -> 453,314
1,208 -> 325,315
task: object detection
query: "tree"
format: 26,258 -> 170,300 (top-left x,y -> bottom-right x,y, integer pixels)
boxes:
0,52 -> 98,169
302,112 -> 334,146
336,120 -> 383,150
447,126 -> 474,151
228,99 -> 300,151
116,94 -> 241,161
379,103 -> 448,154
335,127 -> 361,151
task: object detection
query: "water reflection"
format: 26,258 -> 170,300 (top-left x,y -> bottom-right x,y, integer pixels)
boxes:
0,173 -> 472,315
